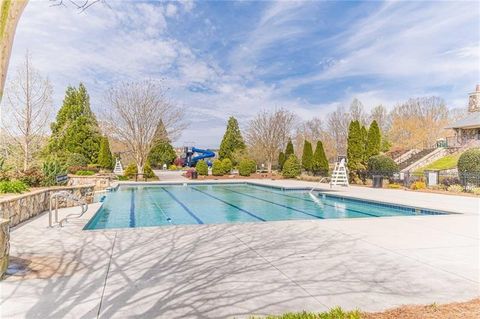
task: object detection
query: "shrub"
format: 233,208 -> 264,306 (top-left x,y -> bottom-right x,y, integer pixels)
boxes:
117,175 -> 129,181
124,163 -> 138,178
410,181 -> 426,190
447,184 -> 463,193
247,159 -> 256,174
65,153 -> 88,168
282,154 -> 301,178
143,162 -> 155,179
212,159 -> 223,176
42,159 -> 67,186
75,170 -> 95,176
221,158 -> 233,174
367,155 -> 399,176
68,165 -> 99,174
13,168 -> 44,187
168,164 -> 178,171
0,180 -> 29,194
388,183 -> 402,189
458,148 -> 480,173
439,176 -> 460,187
173,157 -> 184,167
196,160 -> 208,176
239,159 -> 252,176
472,187 -> 480,195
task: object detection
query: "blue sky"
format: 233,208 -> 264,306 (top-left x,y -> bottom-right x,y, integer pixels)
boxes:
8,0 -> 480,148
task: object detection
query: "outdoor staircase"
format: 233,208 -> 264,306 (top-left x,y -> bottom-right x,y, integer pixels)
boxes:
398,148 -> 435,170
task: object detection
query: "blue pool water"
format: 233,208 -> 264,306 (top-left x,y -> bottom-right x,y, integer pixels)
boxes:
84,183 -> 448,230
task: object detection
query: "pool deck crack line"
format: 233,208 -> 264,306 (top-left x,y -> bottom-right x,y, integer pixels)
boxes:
230,231 -> 330,309
96,231 -> 118,318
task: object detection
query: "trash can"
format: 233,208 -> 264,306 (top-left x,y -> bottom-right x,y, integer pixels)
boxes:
191,171 -> 198,179
372,175 -> 383,188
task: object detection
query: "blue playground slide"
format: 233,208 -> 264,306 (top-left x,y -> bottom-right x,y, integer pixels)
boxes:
185,147 -> 215,166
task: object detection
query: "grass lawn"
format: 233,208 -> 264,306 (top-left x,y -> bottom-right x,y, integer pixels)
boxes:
415,153 -> 460,173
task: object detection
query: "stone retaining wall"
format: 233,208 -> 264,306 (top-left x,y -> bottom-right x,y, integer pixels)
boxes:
0,219 -> 9,279
0,185 -> 95,228
68,175 -> 113,190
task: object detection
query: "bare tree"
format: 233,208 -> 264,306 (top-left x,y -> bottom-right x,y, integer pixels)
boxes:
0,0 -> 101,102
369,104 -> 390,134
3,53 -> 52,171
294,117 -> 335,161
246,109 -> 296,173
101,80 -> 186,174
349,98 -> 368,126
388,96 -> 449,149
326,105 -> 350,157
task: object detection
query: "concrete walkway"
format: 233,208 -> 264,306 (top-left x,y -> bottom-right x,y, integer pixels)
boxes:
153,170 -> 188,181
1,180 -> 479,318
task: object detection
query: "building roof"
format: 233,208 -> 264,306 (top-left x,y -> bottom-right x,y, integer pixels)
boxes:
445,112 -> 480,129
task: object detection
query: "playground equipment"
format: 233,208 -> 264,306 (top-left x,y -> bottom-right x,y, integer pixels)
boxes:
183,147 -> 215,167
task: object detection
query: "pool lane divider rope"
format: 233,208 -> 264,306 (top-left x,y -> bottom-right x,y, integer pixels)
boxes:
146,189 -> 174,225
161,187 -> 204,224
222,187 -> 324,219
129,189 -> 136,227
251,187 -> 380,218
191,187 -> 266,222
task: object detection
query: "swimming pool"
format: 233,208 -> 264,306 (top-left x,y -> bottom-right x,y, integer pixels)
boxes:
84,183 -> 449,230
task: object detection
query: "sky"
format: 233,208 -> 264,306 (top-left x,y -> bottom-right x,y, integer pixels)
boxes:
7,0 -> 480,148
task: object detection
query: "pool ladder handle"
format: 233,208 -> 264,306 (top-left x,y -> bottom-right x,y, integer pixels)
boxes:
49,191 -> 89,227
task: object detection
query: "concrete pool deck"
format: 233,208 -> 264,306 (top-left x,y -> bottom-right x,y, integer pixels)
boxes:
1,179 -> 479,318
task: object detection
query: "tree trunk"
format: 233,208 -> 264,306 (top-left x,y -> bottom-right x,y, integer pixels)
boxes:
0,0 -> 28,102
267,161 -> 272,174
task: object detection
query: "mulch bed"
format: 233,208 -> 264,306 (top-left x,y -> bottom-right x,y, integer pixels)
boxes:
362,298 -> 480,319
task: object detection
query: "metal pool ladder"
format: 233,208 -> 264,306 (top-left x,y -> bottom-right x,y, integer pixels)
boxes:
49,191 -> 89,227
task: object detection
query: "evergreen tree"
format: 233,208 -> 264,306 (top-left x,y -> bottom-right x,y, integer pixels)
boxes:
360,125 -> 368,162
147,120 -> 177,168
285,139 -> 294,158
301,140 -> 313,172
347,120 -> 365,173
312,141 -> 329,176
218,117 -> 246,164
97,136 -> 114,169
282,154 -> 301,178
278,151 -> 286,170
47,83 -> 102,163
366,120 -> 381,160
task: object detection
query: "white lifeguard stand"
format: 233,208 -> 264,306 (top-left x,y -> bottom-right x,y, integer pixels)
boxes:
330,157 -> 349,187
113,158 -> 124,175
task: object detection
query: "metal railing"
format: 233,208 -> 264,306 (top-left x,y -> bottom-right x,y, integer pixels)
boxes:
49,191 -> 89,227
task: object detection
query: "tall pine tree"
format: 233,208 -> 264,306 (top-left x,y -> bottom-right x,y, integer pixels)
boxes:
47,83 -> 102,163
347,120 -> 365,173
148,120 -> 177,168
301,140 -> 313,172
219,116 -> 246,164
97,136 -> 114,169
312,140 -> 329,176
285,139 -> 294,158
366,120 -> 381,160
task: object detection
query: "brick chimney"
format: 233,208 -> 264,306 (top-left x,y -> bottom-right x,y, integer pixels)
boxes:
468,84 -> 480,112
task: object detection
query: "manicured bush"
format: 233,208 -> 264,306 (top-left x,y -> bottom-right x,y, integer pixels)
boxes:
117,175 -> 129,181
247,159 -> 256,174
472,187 -> 480,195
367,155 -> 399,176
301,140 -> 313,172
239,159 -> 252,176
410,181 -> 426,190
312,141 -> 329,176
196,160 -> 208,176
75,170 -> 95,176
278,151 -> 286,170
447,184 -> 463,193
387,183 -> 402,189
168,164 -> 178,171
249,307 -> 361,319
65,153 -> 88,168
0,180 -> 29,194
143,162 -> 155,179
212,159 -> 224,176
221,158 -> 233,174
13,168 -> 44,187
282,154 -> 301,178
457,148 -> 480,173
173,157 -> 184,167
123,163 -> 138,178
42,159 -> 67,186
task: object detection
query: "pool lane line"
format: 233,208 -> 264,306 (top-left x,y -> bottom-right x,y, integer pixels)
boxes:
248,187 -> 381,218
161,187 -> 204,224
146,189 -> 174,225
191,187 -> 266,222
221,187 -> 324,220
129,189 -> 136,227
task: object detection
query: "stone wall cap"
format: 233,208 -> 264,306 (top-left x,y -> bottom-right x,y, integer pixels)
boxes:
0,184 -> 95,204
0,219 -> 10,225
